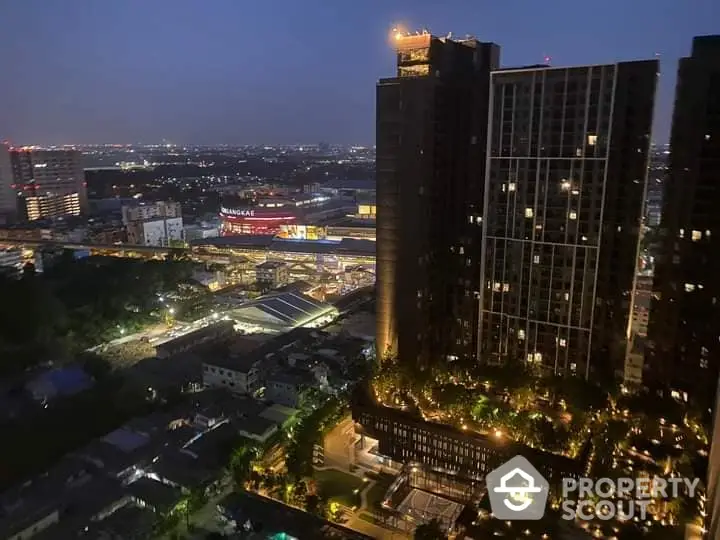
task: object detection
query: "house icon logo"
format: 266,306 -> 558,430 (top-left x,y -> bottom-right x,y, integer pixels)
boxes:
486,455 -> 549,520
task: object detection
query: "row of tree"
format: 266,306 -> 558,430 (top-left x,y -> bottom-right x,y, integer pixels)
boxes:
0,254 -> 196,377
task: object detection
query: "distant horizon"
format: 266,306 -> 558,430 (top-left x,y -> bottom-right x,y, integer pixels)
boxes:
3,0 -> 716,146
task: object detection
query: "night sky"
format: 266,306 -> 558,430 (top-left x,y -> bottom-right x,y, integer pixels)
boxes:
1,0 -> 717,146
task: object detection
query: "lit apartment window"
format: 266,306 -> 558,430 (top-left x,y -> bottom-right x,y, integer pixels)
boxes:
502,283 -> 510,292
691,230 -> 702,241
685,283 -> 695,292
563,292 -> 570,301
706,230 -> 711,237
587,134 -> 598,146
679,229 -> 684,238
533,255 -> 540,264
560,180 -> 571,191
525,208 -> 534,218
518,329 -> 525,340
568,211 -> 577,220
559,338 -> 567,347
492,282 -> 501,292
508,182 -> 516,192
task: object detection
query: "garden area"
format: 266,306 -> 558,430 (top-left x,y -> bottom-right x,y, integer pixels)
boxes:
314,468 -> 364,508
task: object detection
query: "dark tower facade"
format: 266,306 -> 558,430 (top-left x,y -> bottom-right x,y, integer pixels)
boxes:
375,32 -> 500,366
479,61 -> 658,381
647,36 -> 720,408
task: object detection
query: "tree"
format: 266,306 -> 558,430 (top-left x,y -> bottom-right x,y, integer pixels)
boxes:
414,519 -> 447,540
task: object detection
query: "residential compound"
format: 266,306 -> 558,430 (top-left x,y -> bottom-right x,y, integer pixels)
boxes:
375,30 -> 657,382
479,61 -> 657,381
9,148 -> 87,220
647,35 -> 720,409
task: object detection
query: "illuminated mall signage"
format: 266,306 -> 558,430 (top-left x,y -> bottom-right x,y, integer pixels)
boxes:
221,207 -> 255,217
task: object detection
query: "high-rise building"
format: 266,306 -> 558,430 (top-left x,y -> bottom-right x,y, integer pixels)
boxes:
0,143 -> 17,221
646,144 -> 669,227
10,148 -> 87,220
375,30 -> 500,365
646,36 -> 720,407
478,60 -> 658,381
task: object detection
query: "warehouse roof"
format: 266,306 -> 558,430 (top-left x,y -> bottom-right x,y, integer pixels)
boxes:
233,291 -> 336,328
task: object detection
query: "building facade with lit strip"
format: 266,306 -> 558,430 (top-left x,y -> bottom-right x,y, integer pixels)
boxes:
220,194 -> 343,237
10,148 -> 87,220
376,30 -> 500,366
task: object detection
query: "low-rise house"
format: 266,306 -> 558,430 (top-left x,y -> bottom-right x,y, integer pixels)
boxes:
127,477 -> 183,515
202,353 -> 261,395
265,370 -> 313,408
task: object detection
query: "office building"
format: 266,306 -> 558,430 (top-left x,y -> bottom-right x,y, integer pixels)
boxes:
10,148 -> 87,220
646,36 -> 720,407
478,60 -> 658,381
126,216 -> 184,247
0,143 -> 16,220
376,30 -> 500,365
121,200 -> 181,225
123,201 -> 184,246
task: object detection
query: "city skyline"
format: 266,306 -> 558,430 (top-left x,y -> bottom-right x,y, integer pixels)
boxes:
1,0 -> 717,146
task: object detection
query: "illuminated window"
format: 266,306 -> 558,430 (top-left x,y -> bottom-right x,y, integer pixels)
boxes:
492,282 -> 501,292
706,230 -> 711,237
399,65 -> 430,77
587,134 -> 598,146
508,182 -> 516,192
568,211 -> 577,220
691,230 -> 702,241
576,148 -> 582,157
525,208 -> 534,218
679,229 -> 684,238
560,180 -> 571,191
559,338 -> 567,347
502,283 -> 510,292
533,255 -> 540,264
518,329 -> 525,340
685,283 -> 695,292
563,292 -> 570,301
